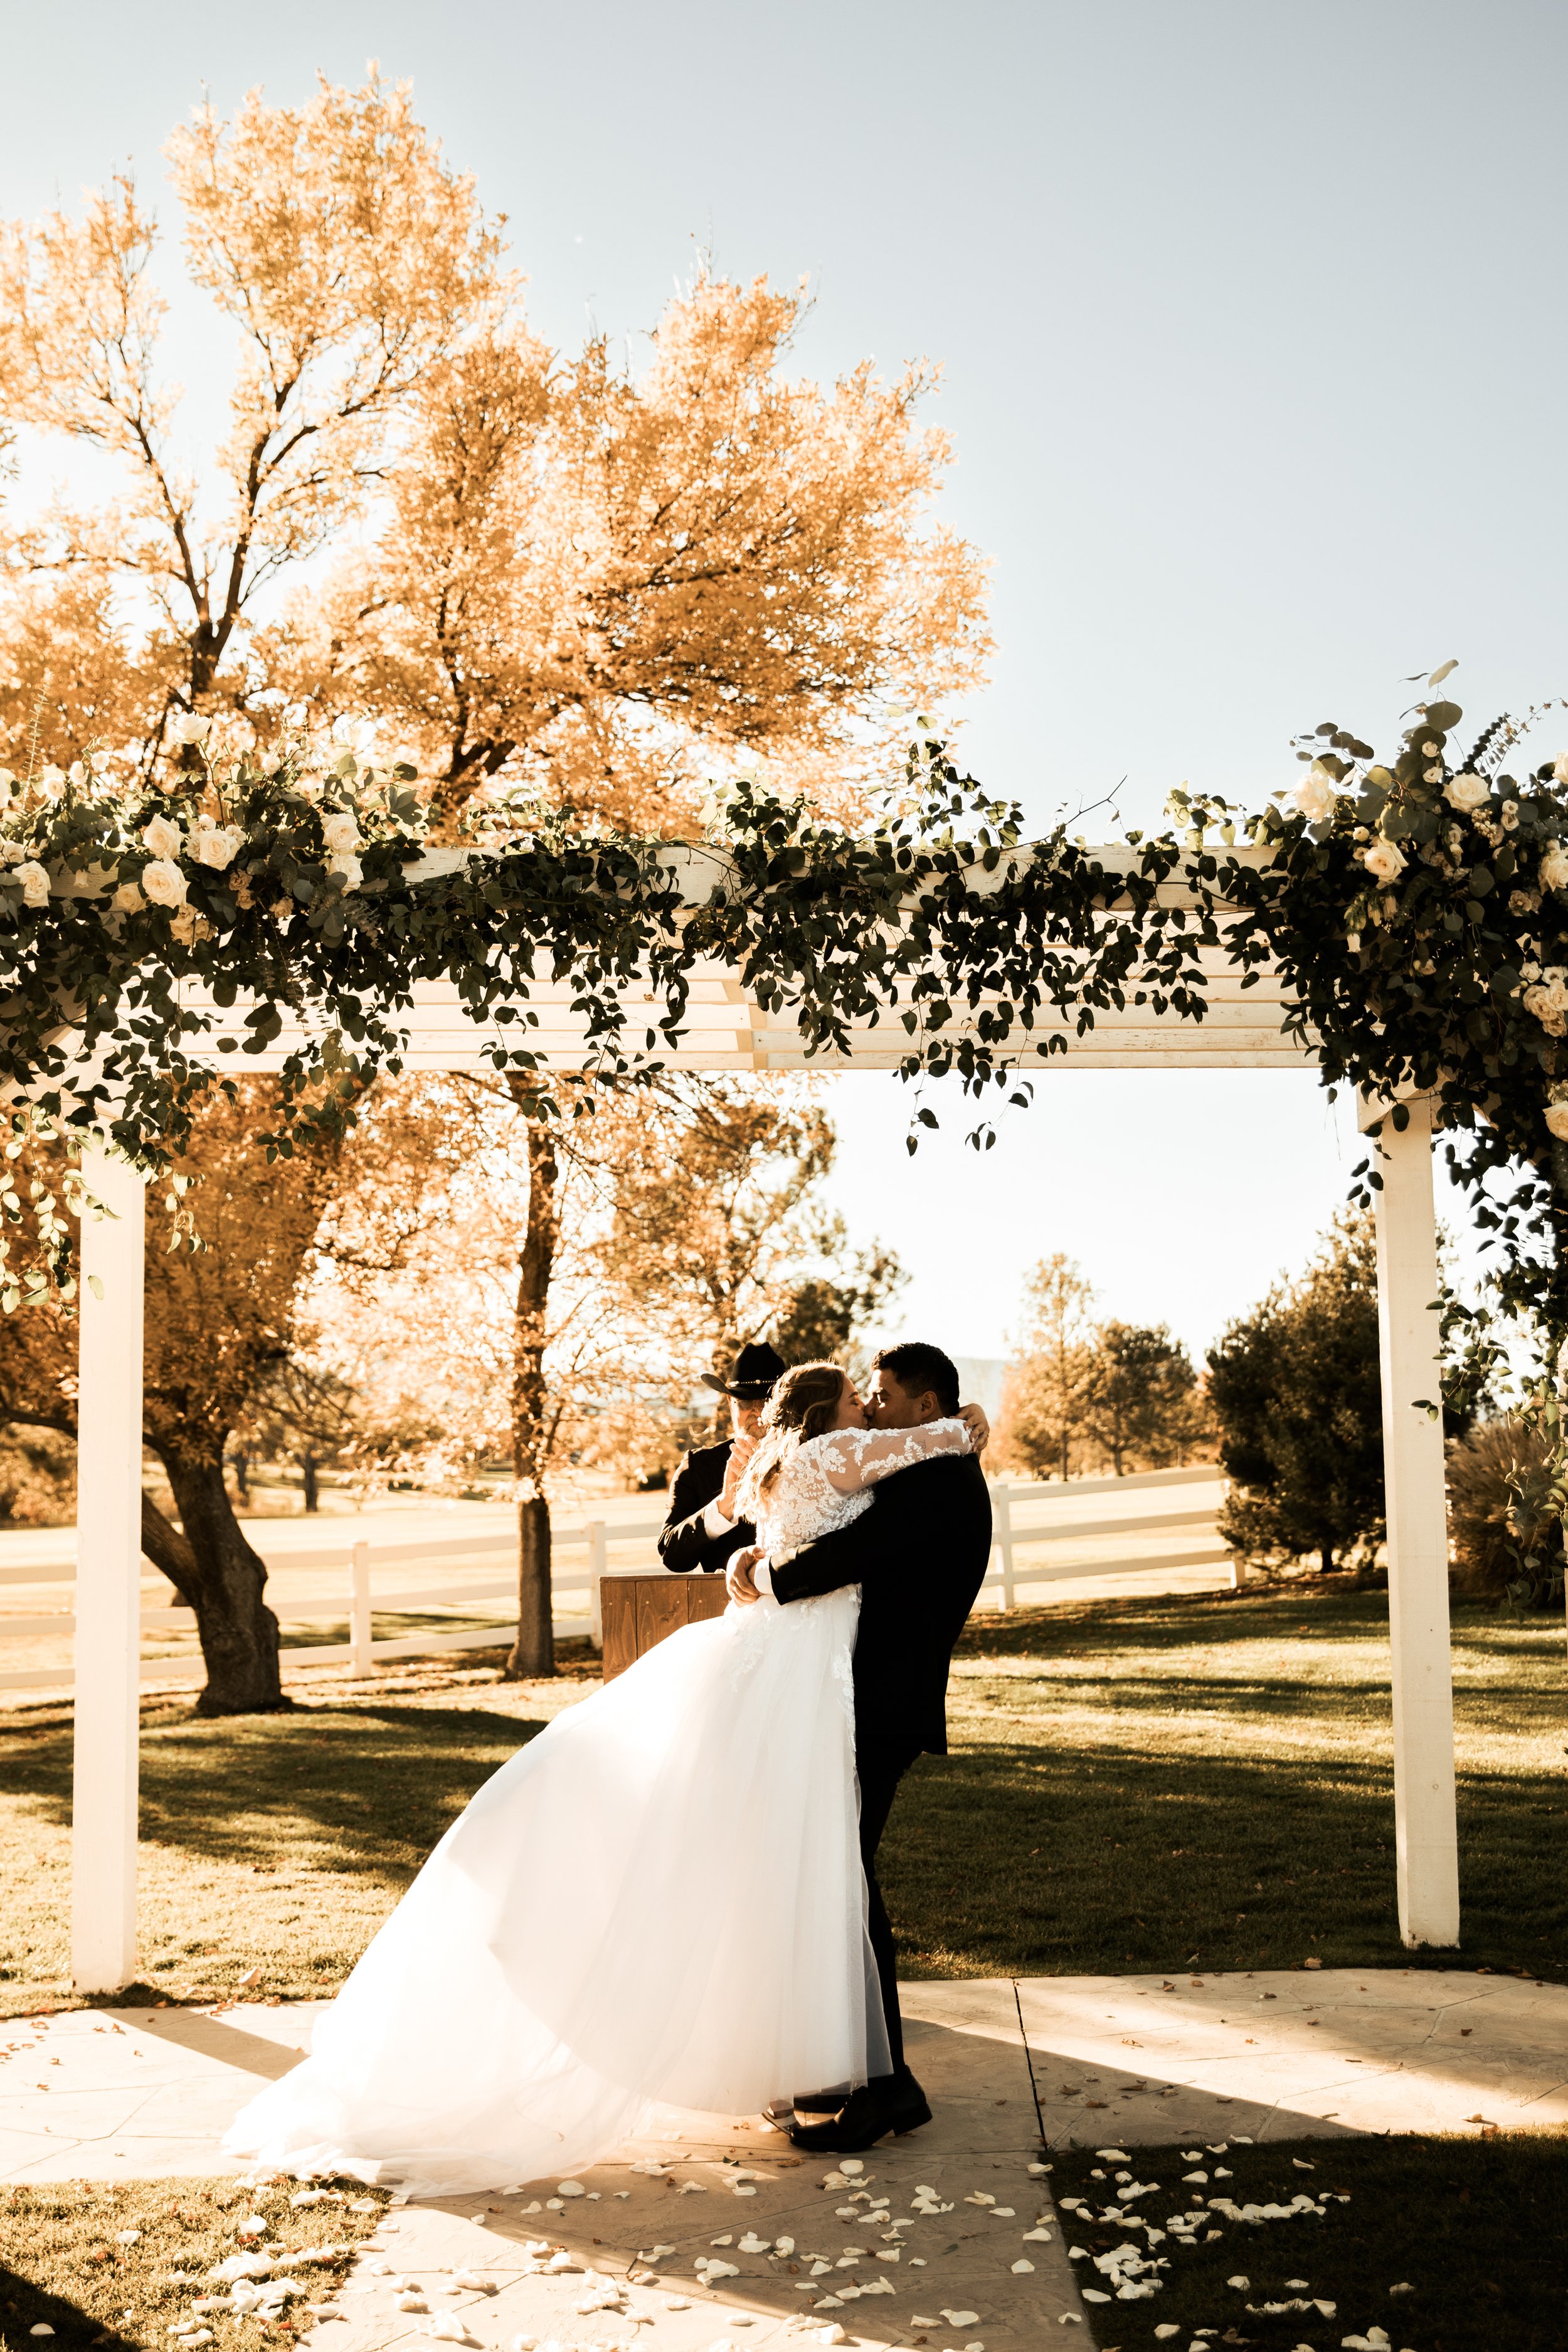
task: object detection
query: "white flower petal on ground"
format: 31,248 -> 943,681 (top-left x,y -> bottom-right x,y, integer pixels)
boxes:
396,2295 -> 428,2311
940,2311 -> 980,2327
1227,2275 -> 1250,2289
1011,2259 -> 1035,2274
1022,2228 -> 1054,2242
815,2328 -> 847,2344
1153,2332 -> 1180,2343
1081,2288 -> 1112,2302
451,2271 -> 495,2292
709,2235 -> 733,2247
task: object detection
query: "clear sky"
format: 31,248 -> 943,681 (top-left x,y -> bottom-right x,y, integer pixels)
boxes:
2,0 -> 1563,1360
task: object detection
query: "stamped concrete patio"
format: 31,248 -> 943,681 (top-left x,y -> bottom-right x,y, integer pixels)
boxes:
2,1969 -> 1564,2351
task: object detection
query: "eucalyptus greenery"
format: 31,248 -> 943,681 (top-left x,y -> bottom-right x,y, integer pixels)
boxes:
4,686 -> 1568,1366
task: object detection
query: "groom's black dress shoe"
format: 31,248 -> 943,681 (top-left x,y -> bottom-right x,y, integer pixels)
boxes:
763,2087 -> 844,2124
785,2067 -> 932,2151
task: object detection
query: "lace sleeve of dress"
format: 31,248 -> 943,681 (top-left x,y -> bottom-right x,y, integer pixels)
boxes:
811,1417 -> 972,1496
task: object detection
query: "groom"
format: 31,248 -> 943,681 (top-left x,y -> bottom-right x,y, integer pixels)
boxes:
727,1340 -> 992,2152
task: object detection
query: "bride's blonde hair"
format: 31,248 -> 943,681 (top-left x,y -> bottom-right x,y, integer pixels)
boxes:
746,1360 -> 849,1500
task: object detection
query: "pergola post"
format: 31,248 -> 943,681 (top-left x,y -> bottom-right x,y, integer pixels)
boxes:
70,1140 -> 146,1993
1363,1090 -> 1460,1947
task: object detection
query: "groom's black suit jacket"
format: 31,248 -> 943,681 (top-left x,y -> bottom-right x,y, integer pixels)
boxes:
658,1439 -> 755,1575
769,1451 -> 992,1755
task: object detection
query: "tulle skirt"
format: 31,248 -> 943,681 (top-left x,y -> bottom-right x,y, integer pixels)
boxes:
224,1588 -> 887,2193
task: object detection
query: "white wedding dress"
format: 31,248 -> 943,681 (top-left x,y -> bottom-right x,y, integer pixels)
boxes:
224,1419 -> 970,2193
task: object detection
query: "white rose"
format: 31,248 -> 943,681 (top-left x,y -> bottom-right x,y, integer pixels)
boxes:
1291,762 -> 1340,822
40,765 -> 65,792
327,851 -> 364,891
13,860 -> 50,907
320,812 -> 361,855
1361,839 -> 1406,882
144,813 -> 184,859
191,820 -> 243,871
1553,754 -> 1568,786
1547,1103 -> 1568,1142
140,857 -> 189,908
1444,773 -> 1489,812
169,712 -> 213,747
0,769 -> 14,795
112,881 -> 146,914
1540,843 -> 1568,893
331,717 -> 379,758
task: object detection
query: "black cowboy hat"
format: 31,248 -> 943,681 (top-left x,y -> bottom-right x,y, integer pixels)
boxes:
702,1341 -> 787,1401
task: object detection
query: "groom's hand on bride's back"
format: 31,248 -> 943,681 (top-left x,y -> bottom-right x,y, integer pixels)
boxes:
727,1545 -> 765,1606
959,1401 -> 990,1454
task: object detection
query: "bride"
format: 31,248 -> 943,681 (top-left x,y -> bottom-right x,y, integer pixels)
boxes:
225,1360 -> 982,2193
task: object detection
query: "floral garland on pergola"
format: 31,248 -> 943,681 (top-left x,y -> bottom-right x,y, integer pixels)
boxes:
1,686 -> 1566,1345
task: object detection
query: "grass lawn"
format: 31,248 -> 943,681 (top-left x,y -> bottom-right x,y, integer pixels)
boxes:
1,1582 -> 1563,2016
1049,2127 -> 1568,2352
0,2175 -> 389,2352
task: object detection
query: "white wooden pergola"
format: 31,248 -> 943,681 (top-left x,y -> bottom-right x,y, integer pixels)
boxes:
65,843 -> 1459,1993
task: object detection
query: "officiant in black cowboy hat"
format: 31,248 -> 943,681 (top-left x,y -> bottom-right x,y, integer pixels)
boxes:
658,1341 -> 787,1576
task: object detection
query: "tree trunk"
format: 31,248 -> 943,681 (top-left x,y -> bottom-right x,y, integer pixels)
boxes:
301,1451 -> 319,1513
1321,1542 -> 1334,1576
159,1451 -> 289,1715
505,1105 -> 559,1679
231,1448 -> 250,1504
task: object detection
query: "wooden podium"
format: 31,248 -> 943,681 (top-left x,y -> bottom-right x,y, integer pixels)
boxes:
600,1571 -> 729,1680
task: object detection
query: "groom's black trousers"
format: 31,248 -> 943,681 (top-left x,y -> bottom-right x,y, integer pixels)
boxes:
857,1737 -> 923,2075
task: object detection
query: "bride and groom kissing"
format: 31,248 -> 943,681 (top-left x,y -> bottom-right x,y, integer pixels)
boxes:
227,1340 -> 995,2193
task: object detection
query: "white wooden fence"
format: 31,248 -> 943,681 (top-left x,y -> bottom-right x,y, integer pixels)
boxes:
983,1462 -> 1234,1606
0,1464 -> 1229,1696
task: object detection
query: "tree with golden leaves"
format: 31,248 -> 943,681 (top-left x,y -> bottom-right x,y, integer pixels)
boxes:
0,1079 -> 455,1712
0,72 -> 504,773
0,74 -> 988,827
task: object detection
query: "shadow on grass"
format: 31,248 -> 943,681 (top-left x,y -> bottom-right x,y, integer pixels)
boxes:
887,1734 -> 1568,1983
0,1701 -> 543,1882
0,2269 -> 136,2352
